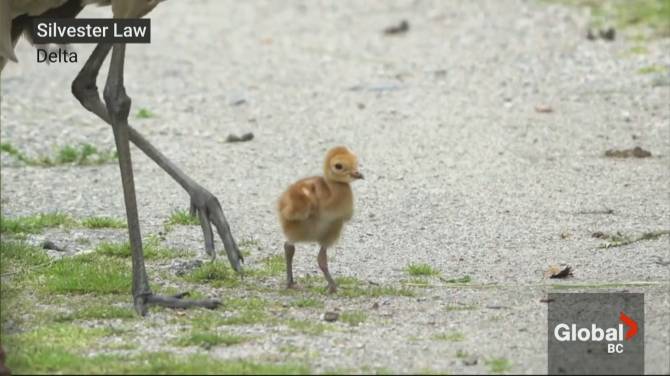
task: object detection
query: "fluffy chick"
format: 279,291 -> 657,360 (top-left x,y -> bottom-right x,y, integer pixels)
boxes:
278,146 -> 364,293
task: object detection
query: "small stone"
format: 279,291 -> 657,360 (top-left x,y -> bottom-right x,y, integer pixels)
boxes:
226,132 -> 254,143
322,311 -> 339,322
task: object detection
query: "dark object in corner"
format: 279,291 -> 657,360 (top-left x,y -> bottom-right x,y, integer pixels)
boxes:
0,345 -> 10,376
226,132 -> 254,143
384,20 -> 409,35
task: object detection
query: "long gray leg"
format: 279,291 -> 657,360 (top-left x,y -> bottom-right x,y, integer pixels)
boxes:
284,242 -> 298,289
72,44 -> 242,271
102,43 -> 219,315
317,246 -> 337,294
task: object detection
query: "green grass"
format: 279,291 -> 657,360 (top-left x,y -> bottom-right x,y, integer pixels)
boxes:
1,142 -> 31,164
95,236 -> 192,260
5,345 -> 308,375
286,319 -> 331,335
290,297 -> 324,309
597,229 -> 670,248
136,107 -> 155,119
442,275 -> 472,284
164,209 -> 200,232
406,263 -> 440,277
1,142 -> 117,166
486,357 -> 512,374
546,0 -> 670,37
340,310 -> 367,326
638,65 -> 668,74
41,253 -> 131,295
186,297 -> 269,328
249,254 -> 285,278
81,216 -> 126,229
57,305 -> 136,321
0,240 -> 50,268
1,213 -> 127,234
432,332 -> 465,342
175,331 -> 250,349
183,260 -> 241,288
445,304 -> 478,312
0,212 -> 76,234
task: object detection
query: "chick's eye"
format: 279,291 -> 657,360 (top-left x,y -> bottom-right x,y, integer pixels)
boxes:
334,163 -> 343,170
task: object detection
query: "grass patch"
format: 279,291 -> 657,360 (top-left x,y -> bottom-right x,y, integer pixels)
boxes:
41,253 -> 131,294
0,212 -> 75,234
175,331 -> 249,349
546,0 -> 670,38
290,297 -> 324,309
597,229 -> 670,248
406,263 -> 440,277
486,357 -> 512,374
57,305 -> 135,321
432,332 -> 465,342
183,260 -> 241,288
81,216 -> 126,229
286,319 -> 331,335
340,310 -> 367,326
136,107 -> 155,119
442,275 -> 472,284
5,347 -> 308,374
638,65 -> 668,74
164,209 -> 200,232
1,142 -> 117,166
1,142 -> 31,164
445,304 -> 478,312
0,240 -> 50,274
96,236 -> 192,260
249,254 -> 285,278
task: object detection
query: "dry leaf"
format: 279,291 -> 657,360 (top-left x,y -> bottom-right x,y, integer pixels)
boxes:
547,265 -> 573,279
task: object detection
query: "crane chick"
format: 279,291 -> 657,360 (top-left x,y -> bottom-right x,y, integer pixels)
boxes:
278,146 -> 364,293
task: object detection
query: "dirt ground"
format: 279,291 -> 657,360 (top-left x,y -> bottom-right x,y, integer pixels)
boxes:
1,0 -> 669,374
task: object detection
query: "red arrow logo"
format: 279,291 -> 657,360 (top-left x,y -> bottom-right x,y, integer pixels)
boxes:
620,312 -> 638,341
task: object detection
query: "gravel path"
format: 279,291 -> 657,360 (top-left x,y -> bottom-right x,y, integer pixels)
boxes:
2,0 -> 669,373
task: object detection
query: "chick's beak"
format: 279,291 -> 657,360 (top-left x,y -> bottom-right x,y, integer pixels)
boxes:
350,170 -> 364,180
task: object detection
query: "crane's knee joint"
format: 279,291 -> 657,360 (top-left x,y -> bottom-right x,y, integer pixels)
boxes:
71,77 -> 98,106
103,85 -> 131,120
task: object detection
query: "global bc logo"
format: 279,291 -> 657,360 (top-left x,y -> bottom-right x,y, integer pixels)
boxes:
553,312 -> 639,354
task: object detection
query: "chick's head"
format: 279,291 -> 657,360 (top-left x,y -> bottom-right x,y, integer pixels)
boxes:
323,146 -> 364,183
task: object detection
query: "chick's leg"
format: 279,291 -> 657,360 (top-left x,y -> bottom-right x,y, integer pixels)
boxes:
284,242 -> 298,289
317,246 -> 337,294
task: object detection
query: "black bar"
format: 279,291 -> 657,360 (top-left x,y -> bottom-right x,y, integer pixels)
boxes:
32,18 -> 151,44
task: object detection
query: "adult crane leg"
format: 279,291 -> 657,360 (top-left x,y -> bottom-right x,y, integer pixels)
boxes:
101,43 -> 222,315
72,44 -> 243,271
